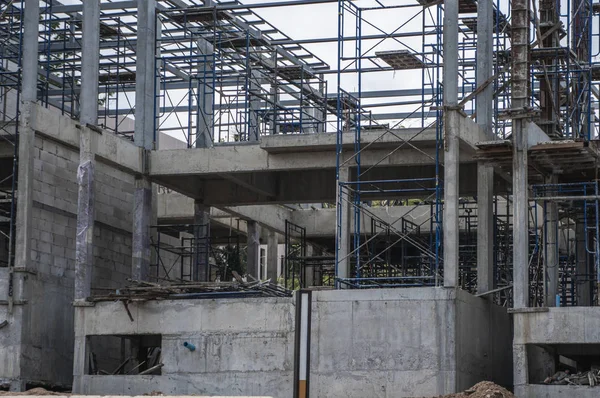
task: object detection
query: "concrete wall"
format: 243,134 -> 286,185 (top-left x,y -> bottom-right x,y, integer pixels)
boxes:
309,288 -> 457,397
513,308 -> 600,397
73,298 -> 296,397
455,289 -> 513,391
74,288 -> 512,398
0,122 -> 140,388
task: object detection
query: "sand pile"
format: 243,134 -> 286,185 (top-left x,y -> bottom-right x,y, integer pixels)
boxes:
434,381 -> 516,398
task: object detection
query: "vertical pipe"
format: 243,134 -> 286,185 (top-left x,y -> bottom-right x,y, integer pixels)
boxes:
443,0 -> 460,288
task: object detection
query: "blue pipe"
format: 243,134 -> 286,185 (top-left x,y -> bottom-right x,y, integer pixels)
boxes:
183,342 -> 196,352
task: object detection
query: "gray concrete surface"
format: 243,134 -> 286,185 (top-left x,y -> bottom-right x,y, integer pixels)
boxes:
73,288 -> 512,398
513,307 -> 600,395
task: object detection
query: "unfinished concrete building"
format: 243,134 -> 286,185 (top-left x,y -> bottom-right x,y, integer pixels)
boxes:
0,0 -> 598,397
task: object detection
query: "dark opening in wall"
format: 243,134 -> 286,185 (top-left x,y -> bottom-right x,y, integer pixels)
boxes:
528,343 -> 600,386
86,335 -> 162,376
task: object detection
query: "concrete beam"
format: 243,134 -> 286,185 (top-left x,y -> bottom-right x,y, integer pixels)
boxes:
31,105 -> 143,175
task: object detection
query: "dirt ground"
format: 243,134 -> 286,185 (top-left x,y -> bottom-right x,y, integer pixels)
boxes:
0,388 -> 66,396
0,382 -> 516,397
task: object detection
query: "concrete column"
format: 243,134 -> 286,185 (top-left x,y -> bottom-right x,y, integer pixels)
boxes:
246,221 -> 260,278
134,0 -> 156,151
131,178 -> 152,282
443,0 -> 460,288
74,0 -> 100,300
267,230 -> 279,283
132,0 -> 156,281
511,0 -> 530,309
476,0 -> 495,295
193,200 -> 210,281
544,181 -> 559,307
304,245 -> 315,287
196,38 -> 214,148
14,0 -> 40,273
477,165 -> 494,294
336,166 -> 351,282
248,69 -> 261,141
576,219 -> 590,306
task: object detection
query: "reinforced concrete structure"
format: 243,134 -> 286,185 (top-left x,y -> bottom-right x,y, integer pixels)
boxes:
0,0 -> 598,397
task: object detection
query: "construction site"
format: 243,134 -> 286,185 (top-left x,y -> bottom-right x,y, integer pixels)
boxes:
0,0 -> 599,397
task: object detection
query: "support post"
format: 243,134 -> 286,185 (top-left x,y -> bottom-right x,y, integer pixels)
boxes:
196,38 -> 214,148
267,230 -> 279,283
576,219 -> 590,305
132,179 -> 152,281
476,0 -> 494,294
74,0 -> 100,300
544,179 -> 559,306
443,0 -> 460,288
248,69 -> 261,142
336,167 -> 351,282
132,0 -> 156,281
247,221 -> 261,278
14,0 -> 40,273
511,0 -> 531,309
193,200 -> 210,281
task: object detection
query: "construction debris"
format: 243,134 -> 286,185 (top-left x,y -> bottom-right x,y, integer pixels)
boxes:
427,381 -> 516,398
544,367 -> 600,386
90,277 -> 292,302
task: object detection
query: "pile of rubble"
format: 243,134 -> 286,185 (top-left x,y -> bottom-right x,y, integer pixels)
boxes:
431,381 -> 516,398
544,367 -> 600,386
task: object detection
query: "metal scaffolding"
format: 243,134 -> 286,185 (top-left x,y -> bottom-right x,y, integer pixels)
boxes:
0,0 -> 599,307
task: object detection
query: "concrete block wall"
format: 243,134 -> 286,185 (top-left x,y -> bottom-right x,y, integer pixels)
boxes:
0,130 -> 139,389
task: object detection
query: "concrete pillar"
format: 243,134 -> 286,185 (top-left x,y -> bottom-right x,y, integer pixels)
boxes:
336,166 -> 351,282
477,165 -> 494,294
443,0 -> 460,288
248,69 -> 261,141
193,200 -> 210,281
476,0 -> 495,295
304,245 -> 314,287
132,0 -> 156,281
14,0 -> 40,273
134,0 -> 156,151
131,178 -> 152,282
544,182 -> 559,307
196,38 -> 214,148
511,0 -> 530,309
246,221 -> 260,278
74,0 -> 100,300
576,219 -> 590,306
267,230 -> 279,283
